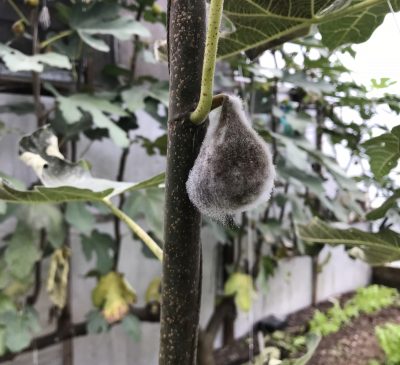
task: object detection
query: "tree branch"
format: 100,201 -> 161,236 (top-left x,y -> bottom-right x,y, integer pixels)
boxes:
31,7 -> 44,126
113,3 -> 144,270
113,147 -> 130,270
205,297 -> 236,343
129,3 -> 145,83
159,0 -> 207,363
0,322 -> 87,363
0,305 -> 160,364
26,230 -> 46,306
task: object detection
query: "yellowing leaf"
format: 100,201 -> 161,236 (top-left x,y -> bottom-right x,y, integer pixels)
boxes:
46,248 -> 70,309
0,294 -> 16,314
224,273 -> 255,312
92,272 -> 136,323
3,279 -> 33,298
145,277 -> 161,304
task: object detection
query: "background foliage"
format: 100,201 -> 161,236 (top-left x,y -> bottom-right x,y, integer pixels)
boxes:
0,0 -> 399,363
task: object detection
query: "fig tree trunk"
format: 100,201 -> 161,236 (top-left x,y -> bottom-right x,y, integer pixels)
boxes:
159,0 -> 207,364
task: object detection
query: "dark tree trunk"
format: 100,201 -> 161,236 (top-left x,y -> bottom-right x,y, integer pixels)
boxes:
159,1 -> 207,364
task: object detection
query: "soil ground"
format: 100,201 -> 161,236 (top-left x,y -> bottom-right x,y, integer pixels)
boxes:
215,291 -> 400,365
285,294 -> 400,365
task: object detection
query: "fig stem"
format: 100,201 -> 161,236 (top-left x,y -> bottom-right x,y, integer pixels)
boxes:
211,93 -> 226,110
190,0 -> 224,125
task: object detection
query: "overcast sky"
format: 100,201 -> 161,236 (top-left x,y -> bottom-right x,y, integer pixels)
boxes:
328,12 -> 400,133
341,11 -> 400,135
345,11 -> 400,96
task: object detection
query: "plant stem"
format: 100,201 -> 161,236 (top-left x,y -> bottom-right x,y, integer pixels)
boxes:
102,198 -> 163,262
190,0 -> 224,124
129,2 -> 145,83
7,0 -> 30,24
112,3 -> 144,269
26,229 -> 45,306
40,30 -> 74,49
31,7 -> 44,126
112,147 -> 130,270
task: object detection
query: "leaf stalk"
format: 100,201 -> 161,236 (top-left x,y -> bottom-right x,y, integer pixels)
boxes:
190,0 -> 224,124
40,30 -> 74,49
102,198 -> 163,262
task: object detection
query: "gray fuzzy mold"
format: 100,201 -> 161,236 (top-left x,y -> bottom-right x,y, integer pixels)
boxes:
186,95 -> 275,221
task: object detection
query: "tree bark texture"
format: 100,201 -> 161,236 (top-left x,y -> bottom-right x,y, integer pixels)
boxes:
159,1 -> 207,364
